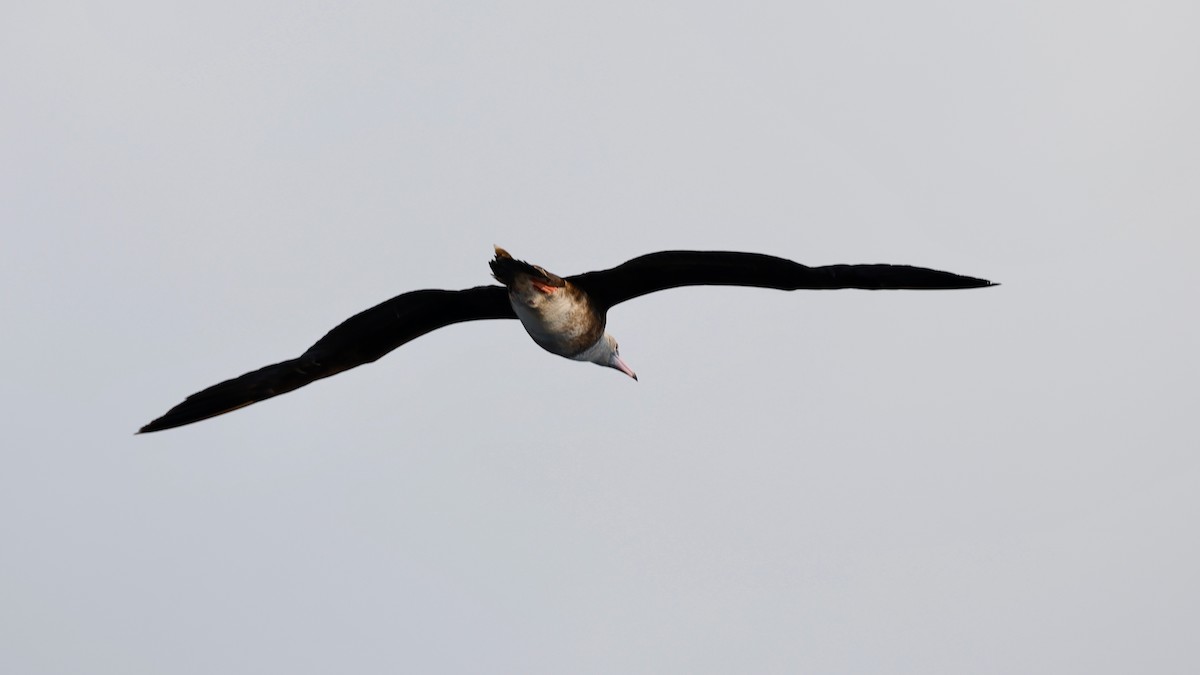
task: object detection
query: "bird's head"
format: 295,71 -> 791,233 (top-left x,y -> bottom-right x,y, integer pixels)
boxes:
590,333 -> 638,381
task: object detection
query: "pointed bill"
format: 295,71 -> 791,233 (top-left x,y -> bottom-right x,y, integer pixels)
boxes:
611,354 -> 638,381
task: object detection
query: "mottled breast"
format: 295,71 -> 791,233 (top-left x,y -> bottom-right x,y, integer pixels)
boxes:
507,278 -> 605,357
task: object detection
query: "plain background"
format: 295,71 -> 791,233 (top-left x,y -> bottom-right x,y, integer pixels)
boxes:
3,1 -> 1197,673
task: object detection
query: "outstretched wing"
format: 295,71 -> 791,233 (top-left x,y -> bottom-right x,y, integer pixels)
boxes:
568,251 -> 995,310
139,285 -> 514,433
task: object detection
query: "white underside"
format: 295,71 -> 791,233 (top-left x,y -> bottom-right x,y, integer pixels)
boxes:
508,287 -> 602,358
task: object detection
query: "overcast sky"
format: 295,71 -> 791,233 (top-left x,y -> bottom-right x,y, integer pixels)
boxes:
3,1 -> 1198,673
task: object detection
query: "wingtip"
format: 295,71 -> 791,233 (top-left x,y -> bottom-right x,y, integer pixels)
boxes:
959,275 -> 998,289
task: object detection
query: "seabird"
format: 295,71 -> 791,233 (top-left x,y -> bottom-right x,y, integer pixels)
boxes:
138,248 -> 995,433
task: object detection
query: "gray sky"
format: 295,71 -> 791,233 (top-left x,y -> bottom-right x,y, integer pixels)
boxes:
3,1 -> 1198,673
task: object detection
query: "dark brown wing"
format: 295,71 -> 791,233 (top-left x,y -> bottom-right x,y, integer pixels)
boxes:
568,251 -> 995,311
139,285 -> 514,433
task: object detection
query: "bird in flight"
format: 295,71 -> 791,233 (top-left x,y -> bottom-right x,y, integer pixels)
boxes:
138,247 -> 995,433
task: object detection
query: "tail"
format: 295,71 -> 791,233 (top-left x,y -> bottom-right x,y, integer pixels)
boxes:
489,246 -> 564,288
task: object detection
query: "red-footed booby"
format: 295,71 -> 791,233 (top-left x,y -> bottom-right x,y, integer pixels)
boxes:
138,247 -> 995,433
